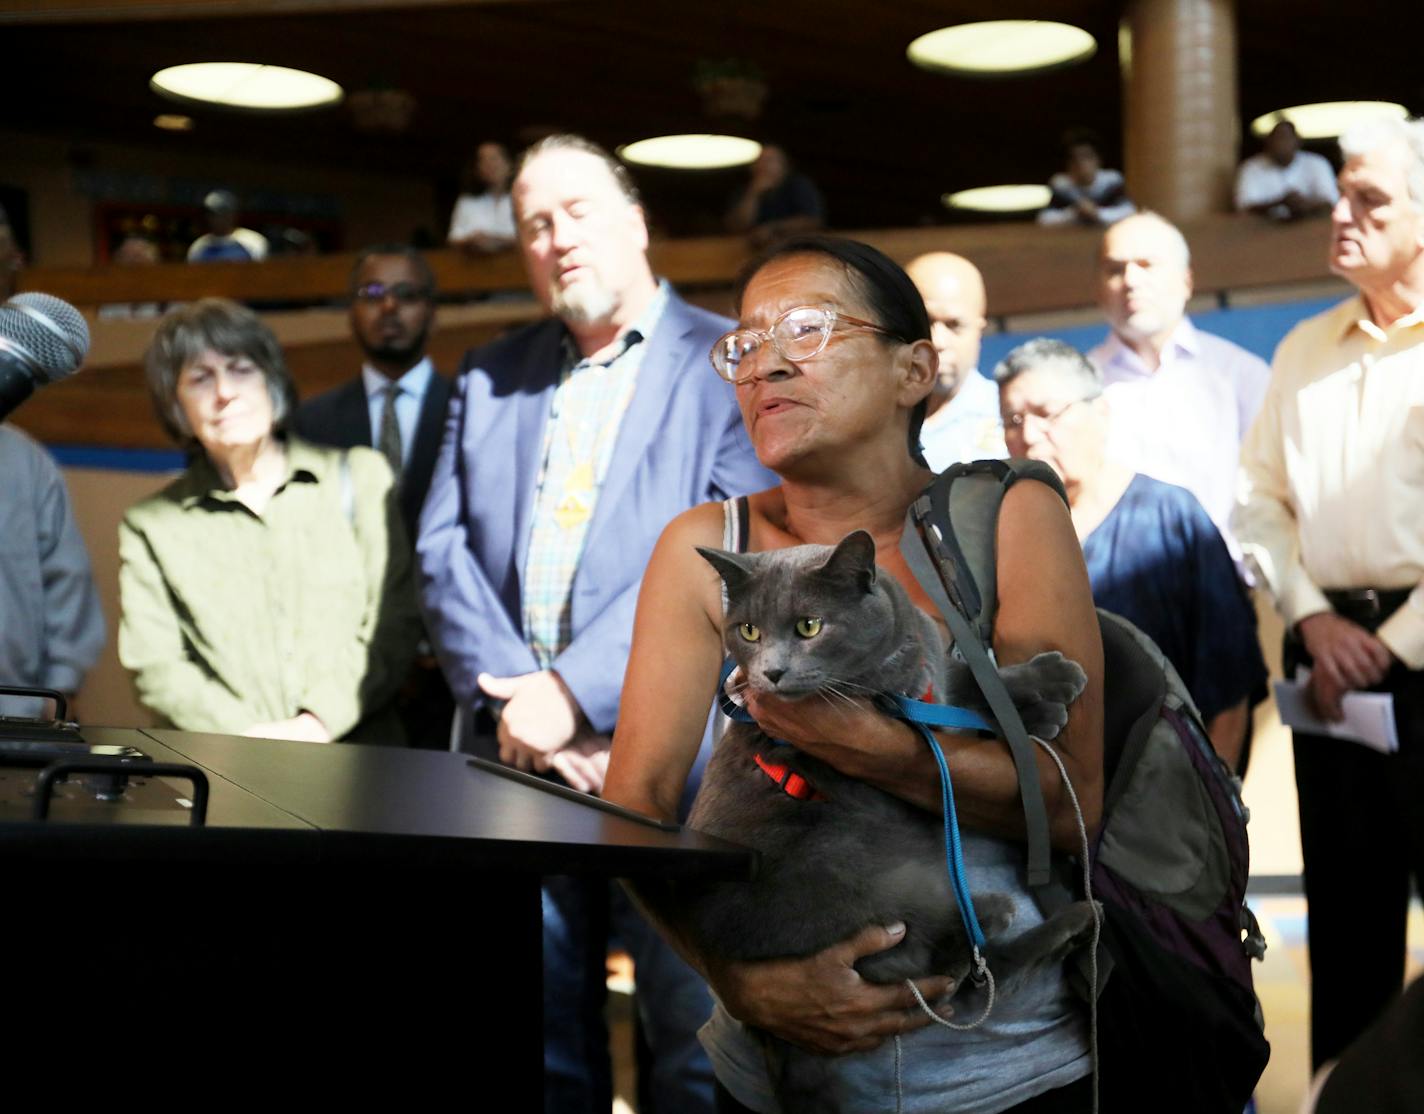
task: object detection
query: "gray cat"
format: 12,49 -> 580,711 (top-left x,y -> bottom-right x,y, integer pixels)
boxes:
685,530 -> 1097,1110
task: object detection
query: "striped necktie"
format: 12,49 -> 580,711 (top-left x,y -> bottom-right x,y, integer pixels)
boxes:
378,382 -> 403,477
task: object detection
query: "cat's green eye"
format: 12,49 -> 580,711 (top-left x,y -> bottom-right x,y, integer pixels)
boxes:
738,623 -> 761,643
795,617 -> 823,639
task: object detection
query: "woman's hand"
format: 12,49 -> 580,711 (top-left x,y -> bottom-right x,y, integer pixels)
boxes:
708,922 -> 956,1055
743,688 -> 893,755
741,688 -> 935,809
243,712 -> 332,743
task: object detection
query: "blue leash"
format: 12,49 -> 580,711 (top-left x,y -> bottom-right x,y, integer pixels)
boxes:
715,660 -> 991,953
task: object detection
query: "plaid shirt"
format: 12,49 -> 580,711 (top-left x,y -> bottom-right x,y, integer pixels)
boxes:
522,283 -> 670,666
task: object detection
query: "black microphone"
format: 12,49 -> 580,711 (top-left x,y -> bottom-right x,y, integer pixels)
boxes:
0,293 -> 91,421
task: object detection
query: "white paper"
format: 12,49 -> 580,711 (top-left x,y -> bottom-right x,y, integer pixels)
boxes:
1272,670 -> 1399,754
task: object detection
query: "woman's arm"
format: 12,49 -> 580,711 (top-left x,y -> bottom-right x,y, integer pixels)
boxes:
117,515 -> 260,732
745,479 -> 1105,848
603,504 -> 727,822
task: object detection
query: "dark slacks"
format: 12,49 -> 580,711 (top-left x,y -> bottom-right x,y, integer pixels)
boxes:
1286,609 -> 1424,1069
543,875 -> 715,1114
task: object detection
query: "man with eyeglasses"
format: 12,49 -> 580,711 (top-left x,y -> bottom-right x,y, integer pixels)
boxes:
1089,211 -> 1270,566
905,251 -> 1006,469
417,134 -> 772,1114
294,244 -> 451,536
293,244 -> 454,747
997,337 -> 1265,771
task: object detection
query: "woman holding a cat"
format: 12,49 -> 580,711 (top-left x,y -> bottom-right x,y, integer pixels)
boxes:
603,237 -> 1105,1114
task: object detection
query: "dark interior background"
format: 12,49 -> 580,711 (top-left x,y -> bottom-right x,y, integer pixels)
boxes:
3,0 -> 1422,237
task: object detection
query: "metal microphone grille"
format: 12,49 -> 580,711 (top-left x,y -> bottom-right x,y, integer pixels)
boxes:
1,293 -> 91,383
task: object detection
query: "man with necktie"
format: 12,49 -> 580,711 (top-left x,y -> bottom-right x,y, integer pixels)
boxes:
294,244 -> 453,746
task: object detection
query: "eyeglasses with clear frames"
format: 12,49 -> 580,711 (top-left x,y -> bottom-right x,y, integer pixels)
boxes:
709,304 -> 896,384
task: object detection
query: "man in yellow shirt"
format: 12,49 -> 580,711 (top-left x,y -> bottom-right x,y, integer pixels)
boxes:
1236,115 -> 1424,1071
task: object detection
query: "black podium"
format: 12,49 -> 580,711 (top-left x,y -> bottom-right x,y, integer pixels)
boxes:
1,727 -> 750,1105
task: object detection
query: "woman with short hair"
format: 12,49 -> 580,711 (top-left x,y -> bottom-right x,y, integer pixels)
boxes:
119,297 -> 420,743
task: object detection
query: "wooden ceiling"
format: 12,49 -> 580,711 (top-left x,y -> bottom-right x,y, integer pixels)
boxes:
3,0 -> 1423,235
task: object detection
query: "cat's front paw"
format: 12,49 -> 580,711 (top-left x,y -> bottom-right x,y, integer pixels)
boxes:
1002,651 -> 1088,740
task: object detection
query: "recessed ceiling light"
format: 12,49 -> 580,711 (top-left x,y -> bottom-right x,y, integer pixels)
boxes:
1250,101 -> 1409,139
154,114 -> 195,132
618,134 -> 761,170
943,185 -> 1052,213
909,21 -> 1096,78
151,62 -> 343,111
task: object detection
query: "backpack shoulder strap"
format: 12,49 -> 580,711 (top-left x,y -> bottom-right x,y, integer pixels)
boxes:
933,459 -> 1067,645
900,459 -> 1068,889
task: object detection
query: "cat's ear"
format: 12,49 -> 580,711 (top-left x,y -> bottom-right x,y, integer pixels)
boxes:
697,546 -> 756,592
819,530 -> 877,593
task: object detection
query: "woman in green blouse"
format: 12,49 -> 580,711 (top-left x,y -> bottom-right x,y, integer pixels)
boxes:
119,298 -> 421,743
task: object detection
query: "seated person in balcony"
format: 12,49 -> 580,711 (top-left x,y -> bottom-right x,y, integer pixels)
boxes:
0,423 -> 105,721
1037,129 -> 1136,227
98,233 -> 164,321
1236,118 -> 1339,222
119,298 -> 420,743
447,141 -> 517,254
997,337 -> 1265,771
187,190 -> 269,263
725,144 -> 825,248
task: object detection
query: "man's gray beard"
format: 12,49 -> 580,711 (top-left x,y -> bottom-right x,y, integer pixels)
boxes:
552,274 -> 618,326
549,276 -> 618,327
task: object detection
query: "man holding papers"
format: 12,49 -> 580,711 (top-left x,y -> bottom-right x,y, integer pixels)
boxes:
1236,116 -> 1424,1073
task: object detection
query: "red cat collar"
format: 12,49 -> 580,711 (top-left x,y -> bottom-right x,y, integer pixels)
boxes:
754,752 -> 827,802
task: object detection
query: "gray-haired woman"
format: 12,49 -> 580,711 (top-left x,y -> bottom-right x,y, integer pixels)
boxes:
119,297 -> 420,743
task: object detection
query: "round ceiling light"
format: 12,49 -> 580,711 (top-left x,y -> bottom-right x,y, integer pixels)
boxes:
909,21 -> 1096,78
151,62 -> 343,111
943,185 -> 1052,213
1250,101 -> 1409,139
618,134 -> 762,170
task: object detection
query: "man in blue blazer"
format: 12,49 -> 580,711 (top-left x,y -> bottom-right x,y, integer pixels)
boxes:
418,135 -> 773,1114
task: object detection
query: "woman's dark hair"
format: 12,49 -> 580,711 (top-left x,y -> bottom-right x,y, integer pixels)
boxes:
733,235 -> 933,465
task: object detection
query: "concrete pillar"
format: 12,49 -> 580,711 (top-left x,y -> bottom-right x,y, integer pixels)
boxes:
1121,0 -> 1239,221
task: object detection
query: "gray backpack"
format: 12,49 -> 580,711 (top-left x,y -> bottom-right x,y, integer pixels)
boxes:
901,458 -> 1269,1113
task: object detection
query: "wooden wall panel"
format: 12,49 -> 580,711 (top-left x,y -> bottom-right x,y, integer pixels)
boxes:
12,216 -> 1336,450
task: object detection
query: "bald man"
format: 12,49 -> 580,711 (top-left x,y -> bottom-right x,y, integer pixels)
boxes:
1089,212 -> 1269,564
906,251 -> 1007,469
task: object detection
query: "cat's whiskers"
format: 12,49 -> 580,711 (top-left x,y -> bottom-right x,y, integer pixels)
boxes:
816,682 -> 866,722
814,689 -> 858,724
825,674 -> 878,698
